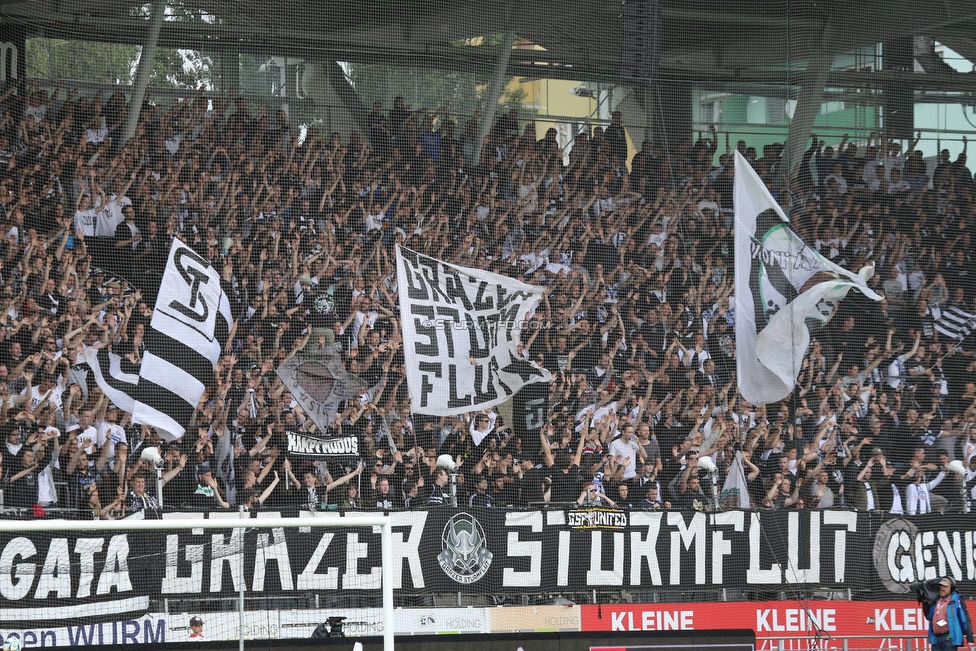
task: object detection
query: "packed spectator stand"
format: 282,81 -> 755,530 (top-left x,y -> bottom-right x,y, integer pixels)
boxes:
2,75 -> 976,521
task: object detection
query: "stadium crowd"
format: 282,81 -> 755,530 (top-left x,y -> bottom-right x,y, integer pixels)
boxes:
1,75 -> 976,519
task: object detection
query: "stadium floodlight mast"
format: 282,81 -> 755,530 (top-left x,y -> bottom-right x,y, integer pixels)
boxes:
0,515 -> 395,651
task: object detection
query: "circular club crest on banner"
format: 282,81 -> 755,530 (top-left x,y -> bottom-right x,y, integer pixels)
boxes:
437,512 -> 493,584
872,517 -> 919,594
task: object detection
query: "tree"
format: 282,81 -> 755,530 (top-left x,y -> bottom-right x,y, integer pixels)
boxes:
27,39 -> 137,84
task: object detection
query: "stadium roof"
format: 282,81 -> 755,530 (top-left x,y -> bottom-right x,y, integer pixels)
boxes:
2,0 -> 976,93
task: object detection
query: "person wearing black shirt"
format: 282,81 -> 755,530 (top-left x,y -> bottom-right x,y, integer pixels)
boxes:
426,468 -> 451,506
367,101 -> 391,158
489,475 -> 515,507
640,483 -> 670,510
543,427 -> 585,503
515,458 -> 549,507
615,483 -> 635,509
468,474 -> 494,507
706,317 -> 735,381
161,444 -> 196,507
403,477 -> 421,509
372,476 -> 396,510
8,448 -> 42,509
603,111 -> 628,166
189,465 -> 231,511
673,461 -> 709,512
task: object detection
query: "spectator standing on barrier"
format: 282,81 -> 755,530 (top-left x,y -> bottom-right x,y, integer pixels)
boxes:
925,577 -> 974,651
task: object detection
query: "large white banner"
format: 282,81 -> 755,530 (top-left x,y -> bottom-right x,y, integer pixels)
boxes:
733,151 -> 881,405
396,246 -> 552,415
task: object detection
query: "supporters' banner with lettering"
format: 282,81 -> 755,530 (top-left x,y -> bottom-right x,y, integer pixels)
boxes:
276,347 -> 365,433
733,151 -> 882,405
0,530 -> 157,624
285,430 -> 359,458
2,510 -> 973,625
83,238 -> 231,440
396,246 -> 552,415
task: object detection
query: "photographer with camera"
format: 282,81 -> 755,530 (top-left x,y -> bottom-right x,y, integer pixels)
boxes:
924,576 -> 974,651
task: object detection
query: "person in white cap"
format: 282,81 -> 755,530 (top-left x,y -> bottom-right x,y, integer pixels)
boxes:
188,616 -> 207,641
925,576 -> 973,651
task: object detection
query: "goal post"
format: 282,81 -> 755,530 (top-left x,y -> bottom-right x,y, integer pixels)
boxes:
0,515 -> 396,651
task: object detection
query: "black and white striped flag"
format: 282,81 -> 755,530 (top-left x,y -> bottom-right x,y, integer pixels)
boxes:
83,238 -> 231,440
80,348 -> 139,413
934,305 -> 976,341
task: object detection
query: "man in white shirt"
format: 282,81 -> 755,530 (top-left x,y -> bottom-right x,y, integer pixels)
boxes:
95,404 -> 127,461
887,168 -> 912,194
35,413 -> 61,507
906,469 -> 946,515
93,195 -> 130,237
71,408 -> 102,458
21,372 -> 64,412
823,162 -> 848,194
608,423 -> 646,481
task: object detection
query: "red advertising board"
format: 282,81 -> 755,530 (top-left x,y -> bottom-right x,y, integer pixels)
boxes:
580,602 -> 962,650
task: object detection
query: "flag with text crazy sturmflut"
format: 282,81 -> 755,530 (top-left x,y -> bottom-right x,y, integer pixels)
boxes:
396,245 -> 552,416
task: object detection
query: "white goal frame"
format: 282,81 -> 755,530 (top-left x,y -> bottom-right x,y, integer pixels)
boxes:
0,515 -> 395,651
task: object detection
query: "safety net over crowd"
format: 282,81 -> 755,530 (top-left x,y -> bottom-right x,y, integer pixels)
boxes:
0,0 -> 975,634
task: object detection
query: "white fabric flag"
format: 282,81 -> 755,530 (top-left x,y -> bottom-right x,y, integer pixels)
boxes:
720,450 -> 751,509
396,245 -> 552,415
134,238 -> 232,439
83,240 -> 230,441
733,151 -> 882,405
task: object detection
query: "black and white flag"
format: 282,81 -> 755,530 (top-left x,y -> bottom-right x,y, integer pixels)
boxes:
396,246 -> 552,416
79,348 -> 139,413
83,238 -> 231,440
933,305 -> 976,341
134,240 -> 231,438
